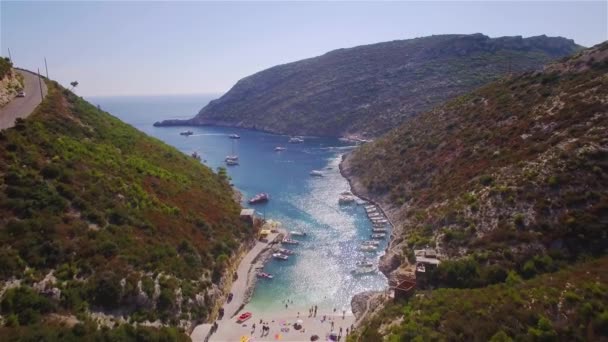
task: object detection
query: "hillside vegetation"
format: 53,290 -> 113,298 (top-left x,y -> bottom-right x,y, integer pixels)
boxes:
353,257 -> 608,341
156,34 -> 580,138
345,42 -> 608,276
344,42 -> 608,339
0,80 -> 252,338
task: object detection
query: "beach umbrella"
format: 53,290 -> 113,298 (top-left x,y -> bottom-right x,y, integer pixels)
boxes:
275,333 -> 281,340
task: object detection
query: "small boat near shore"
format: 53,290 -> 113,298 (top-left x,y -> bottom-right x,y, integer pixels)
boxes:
310,170 -> 323,177
257,272 -> 274,279
372,228 -> 388,233
272,253 -> 289,260
274,146 -> 286,151
180,130 -> 193,136
277,248 -> 295,255
229,133 -> 240,139
356,260 -> 374,268
371,219 -> 388,224
237,312 -> 252,323
249,193 -> 269,204
225,158 -> 239,166
362,240 -> 380,246
281,238 -> 300,245
290,230 -> 307,237
339,196 -> 356,205
360,244 -> 378,252
371,233 -> 386,239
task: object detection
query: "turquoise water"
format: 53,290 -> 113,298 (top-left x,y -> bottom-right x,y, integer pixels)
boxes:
89,95 -> 389,313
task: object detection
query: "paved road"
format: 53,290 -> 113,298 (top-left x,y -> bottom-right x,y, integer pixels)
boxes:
0,69 -> 48,130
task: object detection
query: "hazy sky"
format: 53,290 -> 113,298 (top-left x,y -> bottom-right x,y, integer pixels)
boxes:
1,1 -> 606,96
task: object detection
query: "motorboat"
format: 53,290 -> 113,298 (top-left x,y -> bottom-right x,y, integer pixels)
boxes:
272,253 -> 289,260
372,219 -> 388,224
310,170 -> 323,177
288,137 -> 304,143
368,212 -> 383,218
180,130 -> 193,136
372,228 -> 388,233
257,272 -> 274,279
352,260 -> 376,275
237,312 -> 252,323
339,195 -> 356,204
360,244 -> 378,252
371,233 -> 386,239
249,193 -> 270,204
225,159 -> 239,166
341,191 -> 353,196
352,265 -> 376,275
229,134 -> 240,139
365,207 -> 378,214
281,238 -> 300,245
277,248 -> 295,255
362,240 -> 380,246
356,260 -> 374,268
225,155 -> 239,161
274,146 -> 286,151
290,230 -> 307,237
364,205 -> 376,210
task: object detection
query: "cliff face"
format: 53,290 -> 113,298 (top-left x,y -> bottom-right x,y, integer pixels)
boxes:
158,34 -> 581,138
343,42 -> 608,278
0,81 -> 253,337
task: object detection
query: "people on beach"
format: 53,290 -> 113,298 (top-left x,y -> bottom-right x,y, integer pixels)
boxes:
342,310 -> 346,319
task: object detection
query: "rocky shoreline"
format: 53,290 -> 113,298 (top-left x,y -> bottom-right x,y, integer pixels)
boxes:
339,153 -> 406,279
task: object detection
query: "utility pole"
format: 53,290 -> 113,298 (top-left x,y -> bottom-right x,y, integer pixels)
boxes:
7,48 -> 12,63
44,57 -> 49,79
37,68 -> 44,100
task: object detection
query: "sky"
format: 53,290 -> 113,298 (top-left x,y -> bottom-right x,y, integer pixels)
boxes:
1,1 -> 606,97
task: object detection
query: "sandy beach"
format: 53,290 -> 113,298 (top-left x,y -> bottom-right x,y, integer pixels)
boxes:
211,308 -> 355,342
191,219 -> 357,342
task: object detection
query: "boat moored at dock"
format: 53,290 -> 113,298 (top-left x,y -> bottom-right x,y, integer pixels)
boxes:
249,193 -> 270,204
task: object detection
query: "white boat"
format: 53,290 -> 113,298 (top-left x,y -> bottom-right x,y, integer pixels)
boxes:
281,238 -> 300,245
229,134 -> 240,139
368,212 -> 382,218
274,146 -> 286,151
371,219 -> 388,224
288,137 -> 304,143
257,272 -> 274,279
310,170 -> 323,177
365,207 -> 378,213
272,253 -> 289,261
180,130 -> 194,136
364,205 -> 376,210
278,248 -> 295,255
290,231 -> 307,237
341,191 -> 353,196
362,240 -> 380,246
360,244 -> 378,252
352,265 -> 376,275
339,195 -> 356,204
352,260 -> 375,275
372,228 -> 388,233
356,260 -> 374,268
225,159 -> 239,166
371,233 -> 386,239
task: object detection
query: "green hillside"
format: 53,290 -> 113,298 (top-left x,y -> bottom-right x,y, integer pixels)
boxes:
157,34 -> 581,138
0,80 -> 253,338
344,42 -> 608,340
353,257 -> 608,341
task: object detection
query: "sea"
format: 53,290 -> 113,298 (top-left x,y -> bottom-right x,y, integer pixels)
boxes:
88,94 -> 389,313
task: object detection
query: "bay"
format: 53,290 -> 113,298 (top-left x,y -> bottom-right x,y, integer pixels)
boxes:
88,94 -> 389,313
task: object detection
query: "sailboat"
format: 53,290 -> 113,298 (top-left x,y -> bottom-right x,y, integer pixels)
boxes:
225,139 -> 239,166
